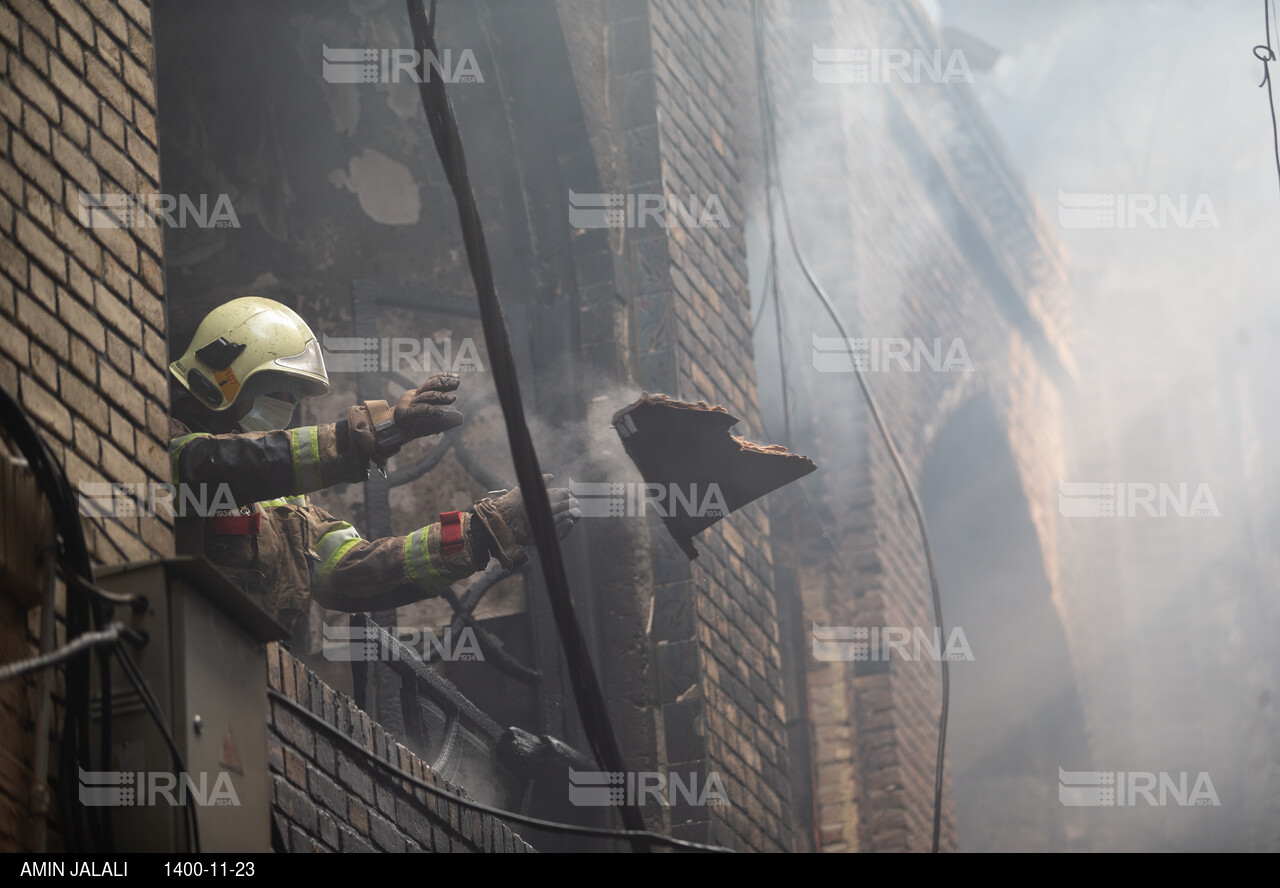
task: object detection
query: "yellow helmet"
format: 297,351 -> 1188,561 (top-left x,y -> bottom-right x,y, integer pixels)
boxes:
169,297 -> 329,411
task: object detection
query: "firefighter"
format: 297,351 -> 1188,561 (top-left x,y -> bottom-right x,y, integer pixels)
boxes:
166,296 -> 580,634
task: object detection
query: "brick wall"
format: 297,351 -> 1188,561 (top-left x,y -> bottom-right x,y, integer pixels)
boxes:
559,0 -> 1064,852
0,0 -> 171,561
555,0 -> 798,851
0,0 -> 1079,856
754,0 -> 1073,852
557,0 -> 799,851
0,0 -> 170,852
267,643 -> 534,853
647,0 -> 793,853
148,0 -> 815,851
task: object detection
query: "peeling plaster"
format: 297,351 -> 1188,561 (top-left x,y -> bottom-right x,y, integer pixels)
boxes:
329,148 -> 422,225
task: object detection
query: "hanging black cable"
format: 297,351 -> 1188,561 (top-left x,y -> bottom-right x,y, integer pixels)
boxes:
114,645 -> 200,853
0,383 -> 108,850
268,690 -> 730,852
1255,0 -> 1280,197
751,0 -> 952,853
751,252 -> 777,332
402,0 -> 649,851
759,84 -> 794,448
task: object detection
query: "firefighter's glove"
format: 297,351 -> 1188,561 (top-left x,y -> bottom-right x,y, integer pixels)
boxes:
470,475 -> 582,570
394,372 -> 463,440
348,372 -> 463,466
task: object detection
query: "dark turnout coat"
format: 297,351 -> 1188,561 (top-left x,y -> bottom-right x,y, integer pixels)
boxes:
168,416 -> 483,633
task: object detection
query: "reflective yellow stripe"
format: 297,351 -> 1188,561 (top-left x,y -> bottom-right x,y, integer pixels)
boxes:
318,539 -> 360,581
168,433 -> 212,485
403,525 -> 445,591
317,523 -> 362,565
289,427 -> 322,493
259,495 -> 309,509
317,523 -> 363,580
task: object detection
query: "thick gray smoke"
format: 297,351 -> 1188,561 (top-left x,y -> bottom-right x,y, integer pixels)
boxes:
751,0 -> 1280,851
937,0 -> 1280,852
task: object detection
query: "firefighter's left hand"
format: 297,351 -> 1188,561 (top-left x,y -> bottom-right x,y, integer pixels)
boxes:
394,372 -> 464,440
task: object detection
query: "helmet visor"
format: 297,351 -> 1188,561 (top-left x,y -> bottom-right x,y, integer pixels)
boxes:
274,339 -> 328,392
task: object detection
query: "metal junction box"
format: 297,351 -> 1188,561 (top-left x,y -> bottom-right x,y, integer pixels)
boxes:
89,557 -> 287,852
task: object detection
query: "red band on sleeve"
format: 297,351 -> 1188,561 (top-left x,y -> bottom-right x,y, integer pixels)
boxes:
208,513 -> 262,535
439,510 -> 465,556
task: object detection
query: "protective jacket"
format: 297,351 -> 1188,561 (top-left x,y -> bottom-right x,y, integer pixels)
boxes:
168,411 -> 485,634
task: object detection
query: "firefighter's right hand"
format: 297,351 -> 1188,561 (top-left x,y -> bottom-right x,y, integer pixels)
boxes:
493,475 -> 582,545
394,372 -> 464,440
469,476 -> 580,570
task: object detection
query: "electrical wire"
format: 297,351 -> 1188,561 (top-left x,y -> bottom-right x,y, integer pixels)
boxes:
113,645 -> 201,854
403,0 -> 649,851
267,689 -> 733,853
1256,0 -> 1280,197
751,252 -> 777,332
1273,0 -> 1280,57
0,383 -> 104,850
751,0 -> 951,853
63,568 -> 148,613
0,612 -> 200,853
1,383 -> 196,853
754,415 -> 847,574
0,624 -> 140,682
755,65 -> 794,448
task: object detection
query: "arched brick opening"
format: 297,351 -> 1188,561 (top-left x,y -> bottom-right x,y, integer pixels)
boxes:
919,392 -> 1090,851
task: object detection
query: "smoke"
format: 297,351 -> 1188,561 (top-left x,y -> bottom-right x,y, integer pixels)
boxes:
444,372 -> 649,491
753,0 -> 1280,851
525,384 -> 649,488
939,0 -> 1280,852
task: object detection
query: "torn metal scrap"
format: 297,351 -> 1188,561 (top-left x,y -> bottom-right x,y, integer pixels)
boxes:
612,393 -> 817,558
